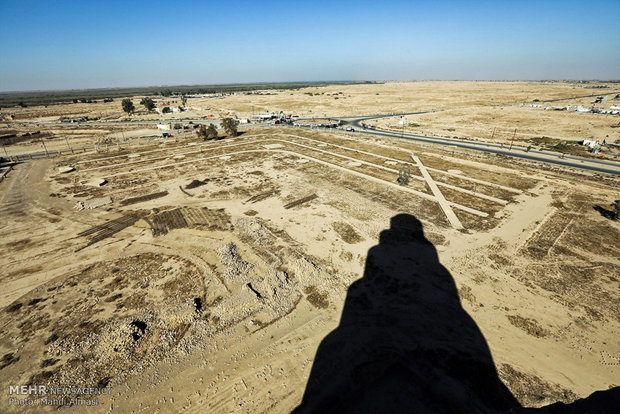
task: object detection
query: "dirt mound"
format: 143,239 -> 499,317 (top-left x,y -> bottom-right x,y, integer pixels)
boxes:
217,242 -> 255,283
235,217 -> 274,245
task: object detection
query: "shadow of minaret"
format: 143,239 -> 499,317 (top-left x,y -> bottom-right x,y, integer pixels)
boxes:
293,214 -> 520,414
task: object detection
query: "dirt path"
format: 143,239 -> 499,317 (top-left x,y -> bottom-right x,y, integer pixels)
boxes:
75,133 -> 521,226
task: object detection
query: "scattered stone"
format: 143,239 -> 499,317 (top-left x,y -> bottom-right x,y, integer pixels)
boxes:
235,218 -> 273,245
217,242 -> 254,283
58,166 -> 75,174
88,178 -> 108,187
75,196 -> 113,210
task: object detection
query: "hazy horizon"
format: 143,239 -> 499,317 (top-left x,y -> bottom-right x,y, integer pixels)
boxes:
2,79 -> 620,95
1,0 -> 619,92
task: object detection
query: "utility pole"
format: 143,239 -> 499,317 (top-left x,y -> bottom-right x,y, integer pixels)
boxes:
509,128 -> 517,151
64,136 -> 73,153
40,137 -> 49,157
491,127 -> 496,141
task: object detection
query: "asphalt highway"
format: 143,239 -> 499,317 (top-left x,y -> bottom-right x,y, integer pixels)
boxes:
340,116 -> 620,176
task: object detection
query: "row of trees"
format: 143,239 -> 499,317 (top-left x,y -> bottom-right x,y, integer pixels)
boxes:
197,118 -> 239,140
72,98 -> 105,104
121,96 -> 186,114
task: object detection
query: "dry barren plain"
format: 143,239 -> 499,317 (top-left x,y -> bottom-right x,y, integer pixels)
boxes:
3,81 -> 620,157
1,82 -> 619,413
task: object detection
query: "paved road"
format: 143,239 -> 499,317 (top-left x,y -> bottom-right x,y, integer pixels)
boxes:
534,90 -> 620,104
337,116 -> 620,176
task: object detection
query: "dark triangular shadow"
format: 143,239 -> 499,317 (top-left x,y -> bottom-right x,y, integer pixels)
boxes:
293,214 -> 520,414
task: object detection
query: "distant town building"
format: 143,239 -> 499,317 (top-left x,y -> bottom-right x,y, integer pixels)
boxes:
252,113 -> 277,121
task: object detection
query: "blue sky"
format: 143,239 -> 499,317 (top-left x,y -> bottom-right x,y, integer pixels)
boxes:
0,0 -> 619,91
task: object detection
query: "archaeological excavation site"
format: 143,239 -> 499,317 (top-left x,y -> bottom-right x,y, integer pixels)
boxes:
1,81 -> 619,413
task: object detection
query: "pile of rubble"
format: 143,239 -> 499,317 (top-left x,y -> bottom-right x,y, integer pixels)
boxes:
217,242 -> 255,283
74,196 -> 112,210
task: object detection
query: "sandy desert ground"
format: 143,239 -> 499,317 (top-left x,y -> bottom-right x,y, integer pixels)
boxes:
1,82 -> 619,413
3,81 -> 620,153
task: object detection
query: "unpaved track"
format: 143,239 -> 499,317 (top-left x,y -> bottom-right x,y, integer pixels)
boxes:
0,160 -> 102,306
412,154 -> 463,229
74,133 -> 522,225
99,147 -> 490,219
80,132 -> 522,193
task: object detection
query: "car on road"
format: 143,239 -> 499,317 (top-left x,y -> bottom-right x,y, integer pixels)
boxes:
345,127 -> 355,132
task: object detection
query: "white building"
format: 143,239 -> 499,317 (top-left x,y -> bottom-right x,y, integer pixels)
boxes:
251,113 -> 277,121
156,107 -> 180,114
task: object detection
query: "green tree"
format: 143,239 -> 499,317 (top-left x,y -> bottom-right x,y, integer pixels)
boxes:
196,125 -> 208,140
162,106 -> 171,114
181,95 -> 188,107
196,123 -> 218,140
221,118 -> 239,137
140,97 -> 155,112
121,98 -> 135,115
206,123 -> 218,140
